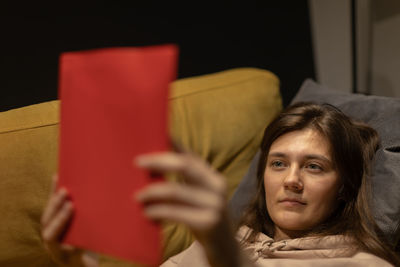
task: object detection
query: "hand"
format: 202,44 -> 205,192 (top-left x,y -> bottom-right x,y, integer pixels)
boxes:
41,175 -> 98,267
135,151 -> 241,267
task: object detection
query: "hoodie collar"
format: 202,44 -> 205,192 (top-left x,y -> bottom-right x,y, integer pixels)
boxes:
237,226 -> 357,260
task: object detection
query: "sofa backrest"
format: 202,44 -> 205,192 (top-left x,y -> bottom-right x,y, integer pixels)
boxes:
0,68 -> 282,266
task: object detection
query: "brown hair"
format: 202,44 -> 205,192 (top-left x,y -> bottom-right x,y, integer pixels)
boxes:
239,102 -> 400,265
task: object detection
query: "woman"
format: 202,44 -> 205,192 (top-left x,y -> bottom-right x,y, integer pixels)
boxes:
41,102 -> 399,266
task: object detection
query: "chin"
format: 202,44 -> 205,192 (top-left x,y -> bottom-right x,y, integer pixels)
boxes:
276,222 -> 306,231
272,213 -> 311,231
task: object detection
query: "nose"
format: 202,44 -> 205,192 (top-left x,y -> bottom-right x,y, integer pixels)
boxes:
283,165 -> 303,191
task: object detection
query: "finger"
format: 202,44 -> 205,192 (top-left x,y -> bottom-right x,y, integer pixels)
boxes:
42,201 -> 73,242
41,187 -> 69,227
135,152 -> 226,195
60,244 -> 76,251
136,182 -> 224,210
81,251 -> 99,267
143,204 -> 221,232
182,155 -> 226,195
135,152 -> 184,172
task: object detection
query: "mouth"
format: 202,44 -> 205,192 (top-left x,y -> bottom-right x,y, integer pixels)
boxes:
279,198 -> 307,205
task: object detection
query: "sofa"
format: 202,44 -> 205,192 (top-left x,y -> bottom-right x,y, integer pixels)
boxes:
0,68 -> 282,266
2,66 -> 399,267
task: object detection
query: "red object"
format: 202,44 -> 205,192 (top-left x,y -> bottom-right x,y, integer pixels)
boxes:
58,45 -> 178,266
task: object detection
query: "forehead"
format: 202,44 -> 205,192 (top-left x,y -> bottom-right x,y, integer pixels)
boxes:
269,129 -> 332,159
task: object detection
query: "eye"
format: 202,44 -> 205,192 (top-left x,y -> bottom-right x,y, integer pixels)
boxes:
306,163 -> 323,172
270,160 -> 286,169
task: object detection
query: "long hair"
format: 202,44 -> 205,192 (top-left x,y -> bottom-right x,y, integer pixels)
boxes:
238,102 -> 400,266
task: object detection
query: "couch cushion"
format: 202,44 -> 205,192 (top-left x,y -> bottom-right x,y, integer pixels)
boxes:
169,68 -> 281,198
229,79 -> 400,246
0,67 -> 282,266
0,101 -> 59,267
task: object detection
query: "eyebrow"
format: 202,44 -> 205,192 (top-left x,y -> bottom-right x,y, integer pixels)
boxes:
268,152 -> 332,163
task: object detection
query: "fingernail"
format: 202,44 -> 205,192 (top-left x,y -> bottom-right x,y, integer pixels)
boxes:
143,206 -> 157,218
134,192 -> 144,201
134,156 -> 148,167
59,187 -> 68,196
65,201 -> 73,210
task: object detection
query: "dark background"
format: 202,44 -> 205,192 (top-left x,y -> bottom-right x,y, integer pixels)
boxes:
0,1 -> 315,112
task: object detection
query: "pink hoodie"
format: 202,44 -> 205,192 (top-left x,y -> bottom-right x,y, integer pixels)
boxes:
161,226 -> 393,267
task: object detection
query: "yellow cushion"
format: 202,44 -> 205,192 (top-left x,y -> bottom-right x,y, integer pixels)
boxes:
0,101 -> 59,267
169,67 -> 281,198
0,68 -> 281,266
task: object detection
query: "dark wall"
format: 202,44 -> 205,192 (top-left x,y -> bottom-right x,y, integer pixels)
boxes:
0,2 -> 314,112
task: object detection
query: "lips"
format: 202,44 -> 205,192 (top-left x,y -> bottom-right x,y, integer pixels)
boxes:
279,198 -> 306,205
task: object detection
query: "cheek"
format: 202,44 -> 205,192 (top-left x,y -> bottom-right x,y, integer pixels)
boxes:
308,178 -> 340,202
263,170 -> 281,206
306,180 -> 340,218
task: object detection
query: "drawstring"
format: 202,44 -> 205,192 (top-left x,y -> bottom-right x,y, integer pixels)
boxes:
252,239 -> 288,258
269,240 -> 287,252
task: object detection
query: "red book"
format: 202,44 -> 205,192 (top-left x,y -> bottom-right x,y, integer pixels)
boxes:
58,44 -> 178,266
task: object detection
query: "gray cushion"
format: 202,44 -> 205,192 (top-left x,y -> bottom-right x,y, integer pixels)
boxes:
229,79 -> 400,245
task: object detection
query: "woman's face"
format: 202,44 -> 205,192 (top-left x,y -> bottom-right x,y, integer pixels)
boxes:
264,129 -> 341,240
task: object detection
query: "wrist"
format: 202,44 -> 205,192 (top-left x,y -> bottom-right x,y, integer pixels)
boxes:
198,214 -> 241,267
